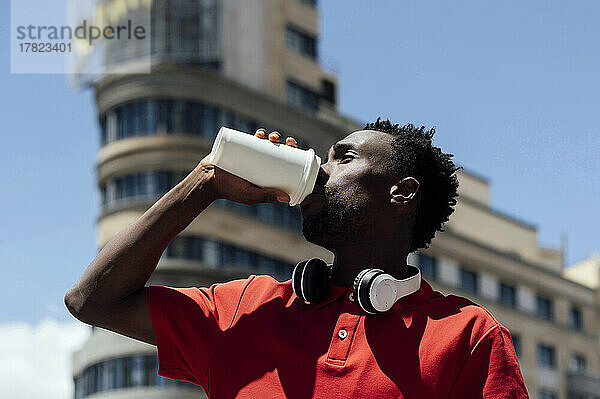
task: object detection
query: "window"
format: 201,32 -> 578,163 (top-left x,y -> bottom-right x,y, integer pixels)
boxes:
188,102 -> 203,135
103,110 -> 118,144
74,375 -> 84,399
538,390 -> 557,399
459,267 -> 478,295
213,200 -> 301,232
321,79 -> 336,105
100,186 -> 107,206
100,115 -> 107,146
101,361 -> 112,391
256,203 -> 278,224
95,363 -> 104,393
569,354 -> 586,372
417,253 -> 437,280
101,99 -> 260,146
151,0 -> 220,66
179,5 -> 201,54
102,174 -> 301,231
144,100 -> 158,133
201,104 -> 220,138
287,81 -> 319,112
131,355 -> 146,386
510,333 -> 521,357
163,235 -> 293,279
168,100 -> 188,133
286,25 -> 317,59
292,0 -> 317,6
257,255 -> 277,275
499,282 -> 516,308
203,240 -> 221,267
106,170 -> 189,204
536,295 -> 554,321
117,102 -> 140,138
569,307 -> 583,331
113,357 -> 124,389
122,356 -> 133,387
73,354 -> 202,398
130,103 -> 141,136
139,171 -> 157,198
537,343 -> 556,368
117,106 -> 126,139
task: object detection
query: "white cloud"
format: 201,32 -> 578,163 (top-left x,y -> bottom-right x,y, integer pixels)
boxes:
0,319 -> 90,399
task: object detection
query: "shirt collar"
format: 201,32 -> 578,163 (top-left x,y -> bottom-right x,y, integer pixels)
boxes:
389,278 -> 435,313
312,281 -> 351,309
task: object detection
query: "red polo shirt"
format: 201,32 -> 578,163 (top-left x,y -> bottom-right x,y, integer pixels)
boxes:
149,275 -> 528,398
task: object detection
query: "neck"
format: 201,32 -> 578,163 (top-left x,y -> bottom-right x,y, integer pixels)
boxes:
329,234 -> 411,287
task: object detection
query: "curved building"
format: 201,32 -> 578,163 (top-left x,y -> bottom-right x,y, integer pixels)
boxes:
72,1 -> 355,398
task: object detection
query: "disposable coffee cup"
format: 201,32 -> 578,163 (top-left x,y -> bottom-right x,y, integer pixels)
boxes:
207,127 -> 322,206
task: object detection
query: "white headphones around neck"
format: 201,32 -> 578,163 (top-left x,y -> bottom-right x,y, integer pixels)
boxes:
292,258 -> 421,314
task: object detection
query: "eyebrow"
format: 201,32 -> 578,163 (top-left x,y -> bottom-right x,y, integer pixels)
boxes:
325,142 -> 356,160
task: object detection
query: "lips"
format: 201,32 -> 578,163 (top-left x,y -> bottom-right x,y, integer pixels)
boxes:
300,188 -> 325,212
300,193 -> 321,208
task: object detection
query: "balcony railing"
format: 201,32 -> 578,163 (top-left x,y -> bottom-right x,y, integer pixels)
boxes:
567,370 -> 600,398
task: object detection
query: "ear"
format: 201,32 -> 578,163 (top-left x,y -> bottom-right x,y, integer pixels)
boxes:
390,177 -> 420,208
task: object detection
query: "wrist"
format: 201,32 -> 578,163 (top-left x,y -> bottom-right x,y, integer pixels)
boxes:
185,163 -> 219,204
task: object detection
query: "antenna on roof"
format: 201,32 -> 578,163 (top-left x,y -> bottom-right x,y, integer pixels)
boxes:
560,233 -> 568,268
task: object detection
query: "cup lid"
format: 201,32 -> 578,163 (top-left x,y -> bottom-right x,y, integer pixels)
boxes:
289,149 -> 321,206
207,127 -> 227,164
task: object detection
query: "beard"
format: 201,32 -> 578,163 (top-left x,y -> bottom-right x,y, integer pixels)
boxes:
301,184 -> 373,249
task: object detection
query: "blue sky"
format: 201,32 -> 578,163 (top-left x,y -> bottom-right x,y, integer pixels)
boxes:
1,0 -> 598,324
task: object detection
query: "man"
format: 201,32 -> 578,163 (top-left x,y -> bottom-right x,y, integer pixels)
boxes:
65,118 -> 528,398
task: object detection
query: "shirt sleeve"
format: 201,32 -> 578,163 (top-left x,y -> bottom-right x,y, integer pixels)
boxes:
148,277 -> 254,388
449,325 -> 529,398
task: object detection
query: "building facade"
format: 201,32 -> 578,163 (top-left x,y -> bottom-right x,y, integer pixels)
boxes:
71,1 -> 600,399
408,171 -> 600,399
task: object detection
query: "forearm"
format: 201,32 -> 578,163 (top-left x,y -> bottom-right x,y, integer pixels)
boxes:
65,164 -> 216,321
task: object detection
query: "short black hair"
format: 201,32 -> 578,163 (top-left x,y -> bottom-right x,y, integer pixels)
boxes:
364,118 -> 460,251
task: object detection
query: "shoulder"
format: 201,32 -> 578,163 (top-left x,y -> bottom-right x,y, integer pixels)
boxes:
149,275 -> 293,330
150,274 -> 291,306
423,291 -> 506,348
238,274 -> 295,309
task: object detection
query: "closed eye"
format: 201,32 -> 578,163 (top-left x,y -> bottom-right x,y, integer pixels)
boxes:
339,153 -> 355,163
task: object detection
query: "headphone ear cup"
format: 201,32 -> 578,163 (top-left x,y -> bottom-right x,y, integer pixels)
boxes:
292,260 -> 308,301
353,269 -> 385,314
352,269 -> 370,301
301,258 -> 329,303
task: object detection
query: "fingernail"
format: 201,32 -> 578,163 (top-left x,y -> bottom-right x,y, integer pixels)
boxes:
277,194 -> 289,202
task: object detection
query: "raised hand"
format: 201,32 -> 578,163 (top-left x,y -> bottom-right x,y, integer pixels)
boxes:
199,128 -> 300,205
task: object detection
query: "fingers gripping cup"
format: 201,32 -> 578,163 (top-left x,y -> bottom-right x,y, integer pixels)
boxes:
207,127 -> 322,206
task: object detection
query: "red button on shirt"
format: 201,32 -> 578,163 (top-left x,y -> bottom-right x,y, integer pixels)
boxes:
149,275 -> 528,398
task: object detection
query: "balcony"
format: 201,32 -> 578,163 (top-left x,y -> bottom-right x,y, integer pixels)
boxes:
567,370 -> 600,399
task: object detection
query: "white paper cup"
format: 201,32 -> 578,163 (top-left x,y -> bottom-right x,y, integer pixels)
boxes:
207,127 -> 322,206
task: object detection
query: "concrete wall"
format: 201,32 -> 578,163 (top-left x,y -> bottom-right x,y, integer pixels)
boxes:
222,0 -> 266,93
564,254 -> 600,289
456,170 -> 489,205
